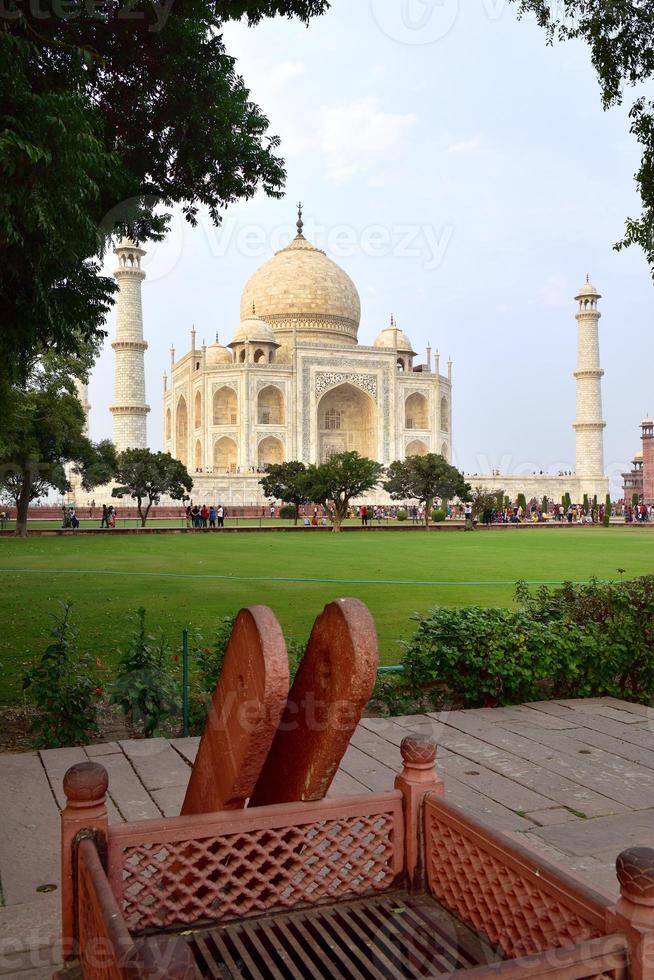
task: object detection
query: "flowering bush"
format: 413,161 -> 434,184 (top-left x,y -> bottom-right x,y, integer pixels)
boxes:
110,608 -> 180,736
22,602 -> 102,747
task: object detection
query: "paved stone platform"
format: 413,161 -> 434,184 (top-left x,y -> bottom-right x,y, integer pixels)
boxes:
1,696 -> 653,976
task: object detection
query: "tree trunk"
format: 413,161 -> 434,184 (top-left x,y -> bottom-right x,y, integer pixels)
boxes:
424,498 -> 433,529
15,471 -> 32,538
138,497 -> 148,527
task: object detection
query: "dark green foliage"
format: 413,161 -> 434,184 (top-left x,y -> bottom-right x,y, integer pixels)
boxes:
385,454 -> 470,528
280,504 -> 298,520
583,494 -> 590,511
2,3 -> 329,388
0,352 -> 117,536
22,602 -> 102,747
604,494 -> 612,528
194,615 -> 237,695
542,496 -> 549,513
260,462 -> 309,524
396,509 -> 408,521
110,608 -> 180,736
432,509 -> 447,523
303,452 -> 383,531
113,449 -> 193,525
400,577 -> 654,709
633,493 -> 641,507
517,494 -> 527,512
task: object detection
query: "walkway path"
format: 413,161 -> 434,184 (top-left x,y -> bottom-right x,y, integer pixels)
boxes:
2,696 -> 653,976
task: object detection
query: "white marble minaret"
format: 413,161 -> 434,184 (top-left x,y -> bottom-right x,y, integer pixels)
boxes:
573,277 -> 606,481
109,240 -> 149,451
74,379 -> 91,436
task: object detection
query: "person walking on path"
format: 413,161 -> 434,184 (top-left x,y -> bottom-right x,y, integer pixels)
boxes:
361,505 -> 368,527
100,504 -> 108,528
209,506 -> 216,529
217,505 -> 225,528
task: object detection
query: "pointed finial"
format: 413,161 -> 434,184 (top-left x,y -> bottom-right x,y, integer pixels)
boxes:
296,201 -> 304,238
252,301 -> 256,317
586,273 -> 590,283
390,313 -> 394,327
215,331 -> 219,344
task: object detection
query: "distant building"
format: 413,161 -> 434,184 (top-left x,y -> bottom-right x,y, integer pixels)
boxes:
623,418 -> 654,505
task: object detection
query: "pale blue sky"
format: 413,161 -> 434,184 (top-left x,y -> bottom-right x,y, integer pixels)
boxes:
91,0 -> 653,493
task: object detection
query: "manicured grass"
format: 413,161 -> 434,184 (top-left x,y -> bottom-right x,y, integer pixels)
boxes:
0,527 -> 651,705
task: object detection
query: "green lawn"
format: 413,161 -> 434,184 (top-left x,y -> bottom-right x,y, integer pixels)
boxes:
0,527 -> 651,704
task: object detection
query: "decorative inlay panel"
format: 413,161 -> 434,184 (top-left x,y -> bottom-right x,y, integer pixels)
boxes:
315,372 -> 378,401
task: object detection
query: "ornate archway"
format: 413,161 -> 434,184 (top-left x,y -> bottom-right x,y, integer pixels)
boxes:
194,390 -> 202,429
406,440 -> 428,457
213,387 -> 237,426
176,395 -> 188,467
405,393 -> 428,430
258,436 -> 284,470
257,385 -> 284,425
194,439 -> 202,471
441,396 -> 450,432
214,437 -> 237,473
317,383 -> 377,462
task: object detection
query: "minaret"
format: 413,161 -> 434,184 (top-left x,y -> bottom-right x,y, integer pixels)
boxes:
573,277 -> 605,479
110,239 -> 149,451
74,379 -> 90,437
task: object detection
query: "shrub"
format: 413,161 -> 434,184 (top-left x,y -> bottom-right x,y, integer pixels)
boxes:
432,509 -> 447,522
22,602 -> 103,747
399,577 -> 654,709
280,504 -> 297,520
194,615 -> 236,694
396,509 -> 408,521
110,608 -> 180,736
604,493 -> 611,528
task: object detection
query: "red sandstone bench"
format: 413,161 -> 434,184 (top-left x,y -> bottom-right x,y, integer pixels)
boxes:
58,601 -> 654,979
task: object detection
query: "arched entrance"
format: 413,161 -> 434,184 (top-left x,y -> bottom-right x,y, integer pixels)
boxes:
213,387 -> 237,426
406,440 -> 428,457
258,385 -> 284,425
405,393 -> 428,430
194,439 -> 203,471
441,396 -> 450,432
194,390 -> 202,428
258,436 -> 284,470
317,383 -> 377,462
176,396 -> 188,467
214,437 -> 237,473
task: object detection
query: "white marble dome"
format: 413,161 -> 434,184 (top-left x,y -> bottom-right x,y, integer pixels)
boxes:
230,314 -> 277,346
374,322 -> 416,354
239,226 -> 361,346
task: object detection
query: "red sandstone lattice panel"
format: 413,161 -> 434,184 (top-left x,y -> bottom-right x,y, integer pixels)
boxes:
78,840 -> 131,980
423,795 -> 608,962
108,796 -> 404,933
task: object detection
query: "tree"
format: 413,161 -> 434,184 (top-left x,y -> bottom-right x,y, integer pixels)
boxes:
1,2 -> 329,392
384,454 -> 470,528
0,352 -> 117,537
510,1 -> 654,272
112,449 -> 193,526
604,493 -> 612,528
470,486 -> 504,521
259,461 -> 309,525
302,452 -> 383,532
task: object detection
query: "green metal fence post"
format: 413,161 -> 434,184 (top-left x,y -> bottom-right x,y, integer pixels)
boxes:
182,628 -> 189,737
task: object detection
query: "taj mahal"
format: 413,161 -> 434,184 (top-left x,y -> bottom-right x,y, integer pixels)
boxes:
73,204 -> 609,506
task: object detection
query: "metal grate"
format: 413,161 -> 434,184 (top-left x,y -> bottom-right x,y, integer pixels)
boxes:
184,891 -> 500,978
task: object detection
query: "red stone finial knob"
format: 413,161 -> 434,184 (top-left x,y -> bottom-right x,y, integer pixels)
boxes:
616,848 -> 654,905
63,762 -> 108,806
400,733 -> 437,767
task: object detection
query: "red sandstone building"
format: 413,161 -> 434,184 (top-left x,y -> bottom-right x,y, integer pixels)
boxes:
622,417 -> 654,504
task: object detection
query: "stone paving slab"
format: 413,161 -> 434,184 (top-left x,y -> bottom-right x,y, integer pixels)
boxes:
1,697 -> 653,973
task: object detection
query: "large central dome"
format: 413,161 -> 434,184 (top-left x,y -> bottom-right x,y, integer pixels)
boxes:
239,212 -> 361,349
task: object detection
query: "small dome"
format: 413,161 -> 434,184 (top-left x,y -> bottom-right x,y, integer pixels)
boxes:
576,278 -> 600,299
641,416 -> 653,427
374,321 -> 416,355
206,341 -> 232,366
634,451 -> 644,460
229,314 -> 277,347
